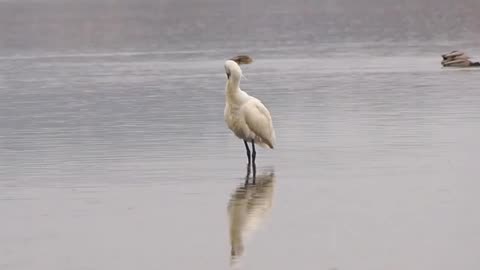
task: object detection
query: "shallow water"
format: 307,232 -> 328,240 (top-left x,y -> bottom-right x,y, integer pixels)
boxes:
1,0 -> 480,269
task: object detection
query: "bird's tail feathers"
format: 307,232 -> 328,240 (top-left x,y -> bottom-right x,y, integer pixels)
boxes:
257,136 -> 275,149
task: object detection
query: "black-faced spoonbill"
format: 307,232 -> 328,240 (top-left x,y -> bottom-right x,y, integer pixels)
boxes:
223,55 -> 276,172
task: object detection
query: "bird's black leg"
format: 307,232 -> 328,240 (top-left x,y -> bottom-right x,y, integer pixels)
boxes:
251,140 -> 256,183
251,140 -> 256,164
244,140 -> 251,166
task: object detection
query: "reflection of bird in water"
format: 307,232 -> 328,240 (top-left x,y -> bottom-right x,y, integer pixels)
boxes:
227,169 -> 275,267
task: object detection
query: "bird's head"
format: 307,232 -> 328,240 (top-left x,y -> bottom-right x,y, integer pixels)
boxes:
224,55 -> 253,81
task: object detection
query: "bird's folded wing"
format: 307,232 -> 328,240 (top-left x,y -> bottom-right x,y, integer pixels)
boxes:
454,54 -> 470,60
244,101 -> 276,149
443,51 -> 465,58
442,59 -> 470,67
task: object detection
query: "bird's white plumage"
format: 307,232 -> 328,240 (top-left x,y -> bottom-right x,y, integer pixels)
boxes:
223,58 -> 276,149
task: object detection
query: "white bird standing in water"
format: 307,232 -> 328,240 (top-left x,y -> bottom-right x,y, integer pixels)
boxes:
224,55 -> 275,171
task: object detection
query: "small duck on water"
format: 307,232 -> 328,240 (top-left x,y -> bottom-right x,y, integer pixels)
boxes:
441,51 -> 480,67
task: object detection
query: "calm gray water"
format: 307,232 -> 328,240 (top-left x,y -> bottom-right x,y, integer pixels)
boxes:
1,0 -> 480,269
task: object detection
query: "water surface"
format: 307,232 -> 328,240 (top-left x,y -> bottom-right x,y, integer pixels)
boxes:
1,0 -> 480,269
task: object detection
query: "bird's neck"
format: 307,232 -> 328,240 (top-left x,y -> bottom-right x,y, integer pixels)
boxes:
226,78 -> 241,99
227,75 -> 240,89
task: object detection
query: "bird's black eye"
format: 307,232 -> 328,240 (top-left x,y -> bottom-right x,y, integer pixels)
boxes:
226,71 -> 231,79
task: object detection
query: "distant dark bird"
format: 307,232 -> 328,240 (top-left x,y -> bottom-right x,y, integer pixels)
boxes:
441,51 -> 480,67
